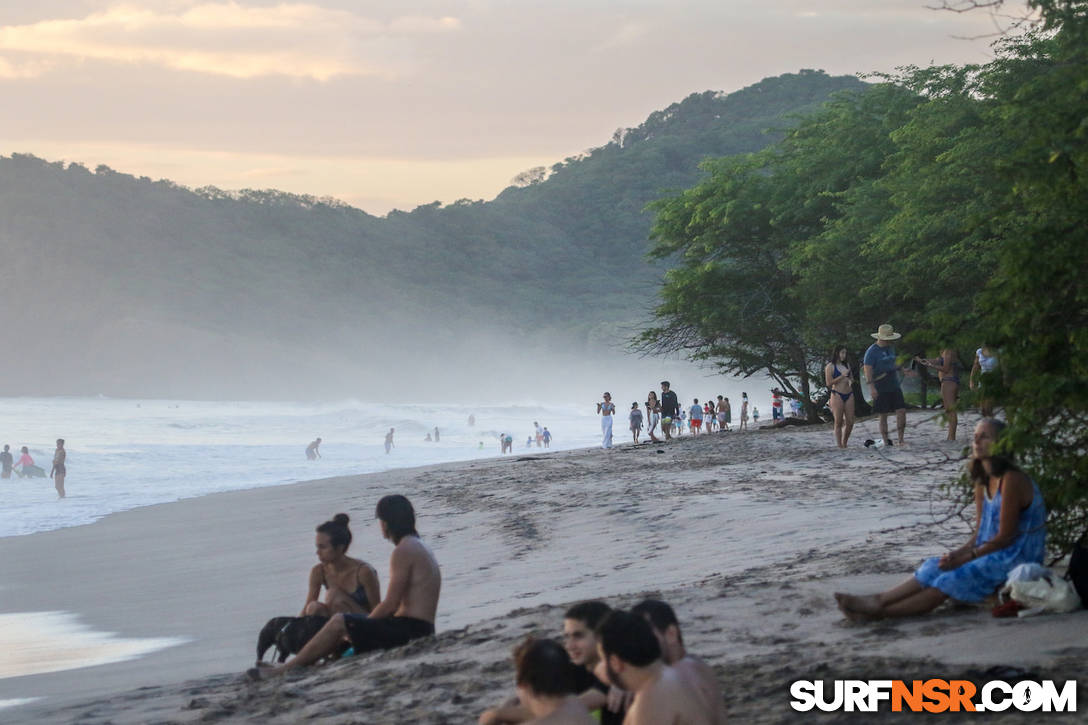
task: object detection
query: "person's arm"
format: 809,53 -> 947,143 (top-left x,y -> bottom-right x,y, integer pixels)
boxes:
579,687 -> 608,711
367,545 -> 410,619
969,356 -> 982,390
824,363 -> 835,389
863,364 -> 877,400
478,698 -> 530,724
301,565 -> 324,616
939,486 -> 983,570
358,563 -> 381,614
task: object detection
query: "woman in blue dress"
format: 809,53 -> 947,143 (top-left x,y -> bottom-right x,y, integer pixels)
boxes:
835,418 -> 1045,620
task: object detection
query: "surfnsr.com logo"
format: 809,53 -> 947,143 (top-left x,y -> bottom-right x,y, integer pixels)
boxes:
790,679 -> 1077,713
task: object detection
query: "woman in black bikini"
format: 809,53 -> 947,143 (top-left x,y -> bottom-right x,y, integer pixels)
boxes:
301,513 -> 381,617
824,346 -> 855,448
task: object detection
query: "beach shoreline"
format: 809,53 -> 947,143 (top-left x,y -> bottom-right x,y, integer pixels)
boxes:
2,412 -> 1084,723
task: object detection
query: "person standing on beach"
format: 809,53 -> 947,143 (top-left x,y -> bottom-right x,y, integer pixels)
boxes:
542,428 -> 552,448
596,611 -> 712,725
632,600 -> 726,724
534,422 -> 543,448
659,382 -> 679,440
0,445 -> 12,479
253,494 -> 440,676
305,437 -> 322,460
970,344 -> 999,417
688,399 -> 703,435
715,396 -> 728,432
825,346 -> 855,448
771,390 -> 783,423
50,439 -> 66,499
434,427 -> 440,442
739,393 -> 748,431
915,347 -> 961,441
384,428 -> 395,454
645,391 -> 661,443
597,393 -> 616,449
629,403 -> 643,444
863,323 -> 908,446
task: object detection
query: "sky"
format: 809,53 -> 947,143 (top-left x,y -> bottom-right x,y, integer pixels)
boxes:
0,0 -> 1028,215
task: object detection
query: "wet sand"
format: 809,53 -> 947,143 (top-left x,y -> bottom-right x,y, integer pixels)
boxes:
1,411 -> 1084,723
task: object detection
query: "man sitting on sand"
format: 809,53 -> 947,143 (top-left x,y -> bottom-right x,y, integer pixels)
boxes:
480,601 -> 625,725
631,600 -> 726,723
250,494 -> 440,677
509,638 -> 595,724
596,610 -> 713,725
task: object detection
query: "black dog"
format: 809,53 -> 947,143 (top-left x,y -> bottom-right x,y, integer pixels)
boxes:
256,615 -> 331,664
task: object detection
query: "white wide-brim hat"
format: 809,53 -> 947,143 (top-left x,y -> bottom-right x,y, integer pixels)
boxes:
871,323 -> 902,340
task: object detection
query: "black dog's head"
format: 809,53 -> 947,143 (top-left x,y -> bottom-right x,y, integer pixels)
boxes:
257,616 -> 296,663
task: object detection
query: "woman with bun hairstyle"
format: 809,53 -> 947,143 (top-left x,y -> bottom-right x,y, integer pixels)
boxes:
301,513 -> 381,617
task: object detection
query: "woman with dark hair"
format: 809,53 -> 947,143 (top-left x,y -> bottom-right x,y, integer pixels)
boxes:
301,513 -> 380,617
835,418 -> 1046,619
513,638 -> 594,724
915,347 -> 962,441
645,391 -> 661,443
824,346 -> 855,448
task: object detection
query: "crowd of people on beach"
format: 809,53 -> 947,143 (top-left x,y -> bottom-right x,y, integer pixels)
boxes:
596,382 -> 752,449
1,439 -> 67,498
248,320 -> 1040,723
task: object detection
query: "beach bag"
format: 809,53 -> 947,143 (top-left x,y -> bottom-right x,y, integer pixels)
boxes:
1066,542 -> 1088,607
1000,570 -> 1082,616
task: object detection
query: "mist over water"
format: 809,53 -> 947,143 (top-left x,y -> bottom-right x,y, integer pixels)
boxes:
0,355 -> 769,539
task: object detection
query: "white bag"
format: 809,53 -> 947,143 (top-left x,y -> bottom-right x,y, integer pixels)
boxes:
1002,572 -> 1082,616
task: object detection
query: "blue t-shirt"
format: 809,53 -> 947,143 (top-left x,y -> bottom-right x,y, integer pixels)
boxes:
864,343 -> 901,393
689,404 -> 703,420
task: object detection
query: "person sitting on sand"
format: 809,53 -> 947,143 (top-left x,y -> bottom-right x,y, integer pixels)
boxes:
595,611 -> 713,725
301,514 -> 380,617
509,638 -> 595,725
479,601 -> 626,725
835,418 -> 1046,620
252,495 -> 440,677
306,437 -> 322,460
631,600 -> 726,724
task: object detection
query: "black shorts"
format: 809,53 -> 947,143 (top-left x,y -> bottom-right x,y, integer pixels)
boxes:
872,388 -> 906,414
342,615 -> 434,654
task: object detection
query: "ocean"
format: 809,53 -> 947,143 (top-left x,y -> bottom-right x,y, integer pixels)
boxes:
0,397 -> 605,539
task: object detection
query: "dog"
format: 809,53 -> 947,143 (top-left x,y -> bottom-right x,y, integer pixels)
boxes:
256,615 -> 331,664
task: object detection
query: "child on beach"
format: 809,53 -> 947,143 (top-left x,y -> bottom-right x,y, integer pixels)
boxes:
752,406 -> 760,424
629,403 -> 643,444
542,428 -> 551,448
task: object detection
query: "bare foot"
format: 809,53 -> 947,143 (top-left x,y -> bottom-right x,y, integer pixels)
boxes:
246,663 -> 285,681
834,592 -> 883,621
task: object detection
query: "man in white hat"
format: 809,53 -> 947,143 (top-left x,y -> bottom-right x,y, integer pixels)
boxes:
863,323 -> 907,446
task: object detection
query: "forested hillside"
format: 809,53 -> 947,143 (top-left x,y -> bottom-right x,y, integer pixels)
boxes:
0,70 -> 864,399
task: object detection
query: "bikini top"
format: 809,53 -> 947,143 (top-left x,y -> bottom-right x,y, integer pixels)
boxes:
323,562 -> 370,608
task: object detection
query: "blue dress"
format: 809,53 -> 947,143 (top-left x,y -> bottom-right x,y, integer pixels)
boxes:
914,478 -> 1046,602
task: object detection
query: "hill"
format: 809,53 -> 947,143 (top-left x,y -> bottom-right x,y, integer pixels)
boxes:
0,70 -> 865,400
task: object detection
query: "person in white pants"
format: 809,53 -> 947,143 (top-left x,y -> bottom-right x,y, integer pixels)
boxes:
597,392 -> 616,449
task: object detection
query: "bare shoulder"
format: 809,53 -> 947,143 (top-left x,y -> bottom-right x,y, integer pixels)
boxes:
1004,469 -> 1035,502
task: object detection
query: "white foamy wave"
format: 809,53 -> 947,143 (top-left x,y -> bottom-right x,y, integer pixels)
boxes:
0,397 -> 604,538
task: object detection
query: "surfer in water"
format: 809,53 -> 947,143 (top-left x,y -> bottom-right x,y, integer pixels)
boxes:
306,437 -> 322,460
0,445 -> 12,479
385,428 -> 395,454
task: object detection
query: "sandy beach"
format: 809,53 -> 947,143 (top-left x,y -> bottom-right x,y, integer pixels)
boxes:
2,411 -> 1085,723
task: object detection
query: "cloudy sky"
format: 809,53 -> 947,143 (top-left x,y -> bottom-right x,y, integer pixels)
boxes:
0,0 -> 1022,214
